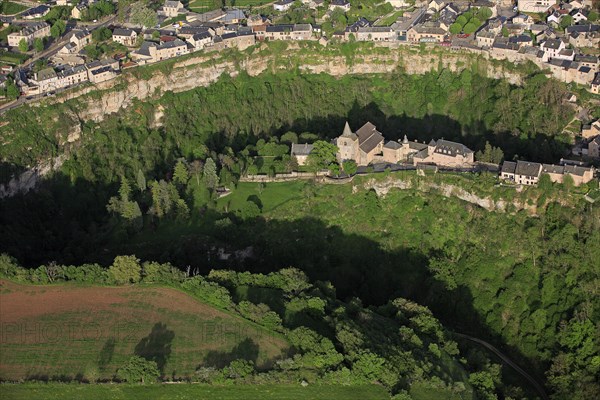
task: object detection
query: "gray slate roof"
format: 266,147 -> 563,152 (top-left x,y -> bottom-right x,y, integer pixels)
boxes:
501,161 -> 516,174
291,143 -> 314,156
515,161 -> 542,177
384,140 -> 401,150
356,122 -> 384,154
113,28 -> 136,37
433,139 -> 474,157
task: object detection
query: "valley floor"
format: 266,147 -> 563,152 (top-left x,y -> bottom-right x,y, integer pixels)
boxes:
0,383 -> 390,400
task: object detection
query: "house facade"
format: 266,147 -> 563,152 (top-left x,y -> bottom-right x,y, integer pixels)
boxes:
291,143 -> 314,166
501,160 -> 594,186
112,28 -> 138,47
501,160 -> 542,185
162,1 -> 185,18
132,39 -> 189,64
329,0 -> 351,11
412,139 -> 474,167
382,135 -> 428,164
7,22 -> 50,47
273,0 -> 294,11
407,23 -> 447,43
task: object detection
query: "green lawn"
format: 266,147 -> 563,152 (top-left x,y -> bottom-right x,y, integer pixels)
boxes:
0,52 -> 29,65
410,382 -> 473,400
217,181 -> 306,213
187,0 -> 271,12
0,383 -> 390,400
374,11 -> 404,27
0,1 -> 28,15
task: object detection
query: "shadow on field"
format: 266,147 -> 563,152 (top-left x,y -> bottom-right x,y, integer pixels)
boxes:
201,337 -> 260,369
98,337 -> 116,371
135,322 -> 175,374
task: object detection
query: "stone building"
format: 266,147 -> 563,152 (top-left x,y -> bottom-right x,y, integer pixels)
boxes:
412,139 -> 474,167
501,160 -> 595,186
382,135 -> 428,164
291,143 -> 314,166
501,160 -> 542,185
587,136 -> 600,159
335,122 -> 384,166
112,28 -> 138,47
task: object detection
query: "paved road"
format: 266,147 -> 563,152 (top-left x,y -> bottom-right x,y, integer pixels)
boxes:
453,332 -> 549,400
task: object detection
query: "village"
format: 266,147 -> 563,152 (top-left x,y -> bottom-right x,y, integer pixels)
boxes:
0,0 -> 598,97
287,120 -> 597,187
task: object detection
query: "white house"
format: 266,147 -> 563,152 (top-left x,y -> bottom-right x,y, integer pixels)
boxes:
329,0 -> 351,11
540,38 -> 566,61
273,0 -> 294,11
112,28 -> 138,47
570,9 -> 588,24
161,1 -> 185,18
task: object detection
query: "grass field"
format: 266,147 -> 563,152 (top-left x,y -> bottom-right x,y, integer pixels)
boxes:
0,383 -> 390,400
0,52 -> 29,65
374,11 -> 404,27
0,1 -> 28,15
187,0 -> 272,12
0,280 -> 289,381
410,382 -> 470,400
217,180 -> 306,213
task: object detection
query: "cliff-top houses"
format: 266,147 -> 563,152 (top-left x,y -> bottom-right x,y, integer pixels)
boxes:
501,160 -> 595,186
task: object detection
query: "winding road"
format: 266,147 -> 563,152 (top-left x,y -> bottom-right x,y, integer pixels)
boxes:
453,332 -> 549,400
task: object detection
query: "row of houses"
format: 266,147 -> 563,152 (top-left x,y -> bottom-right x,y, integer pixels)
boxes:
20,58 -> 119,96
500,160 -> 595,186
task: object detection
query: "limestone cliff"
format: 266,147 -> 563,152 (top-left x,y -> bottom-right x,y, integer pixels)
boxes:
360,176 -> 537,214
42,43 -> 525,126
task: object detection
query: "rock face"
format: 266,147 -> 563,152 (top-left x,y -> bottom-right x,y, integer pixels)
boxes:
0,155 -> 64,198
363,176 -> 536,214
45,44 -> 524,125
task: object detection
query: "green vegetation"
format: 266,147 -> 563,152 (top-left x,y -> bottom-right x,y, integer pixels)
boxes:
449,8 -> 491,35
17,38 -> 27,52
0,383 -> 390,400
44,6 -> 72,24
375,11 -> 404,27
82,0 -> 116,22
128,1 -> 158,27
0,67 -> 574,181
1,257 -> 483,398
0,51 -> 28,64
50,20 -> 66,39
0,1 -> 27,15
0,55 -> 597,399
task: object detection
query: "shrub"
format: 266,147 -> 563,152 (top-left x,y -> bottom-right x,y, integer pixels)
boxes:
108,255 -> 142,285
117,356 -> 160,383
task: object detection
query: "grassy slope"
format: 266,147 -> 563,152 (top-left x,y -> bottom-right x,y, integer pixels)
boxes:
0,280 -> 289,381
0,383 -> 391,400
0,2 -> 28,15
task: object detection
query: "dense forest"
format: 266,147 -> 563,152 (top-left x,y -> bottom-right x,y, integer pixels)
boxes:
0,68 -> 599,399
